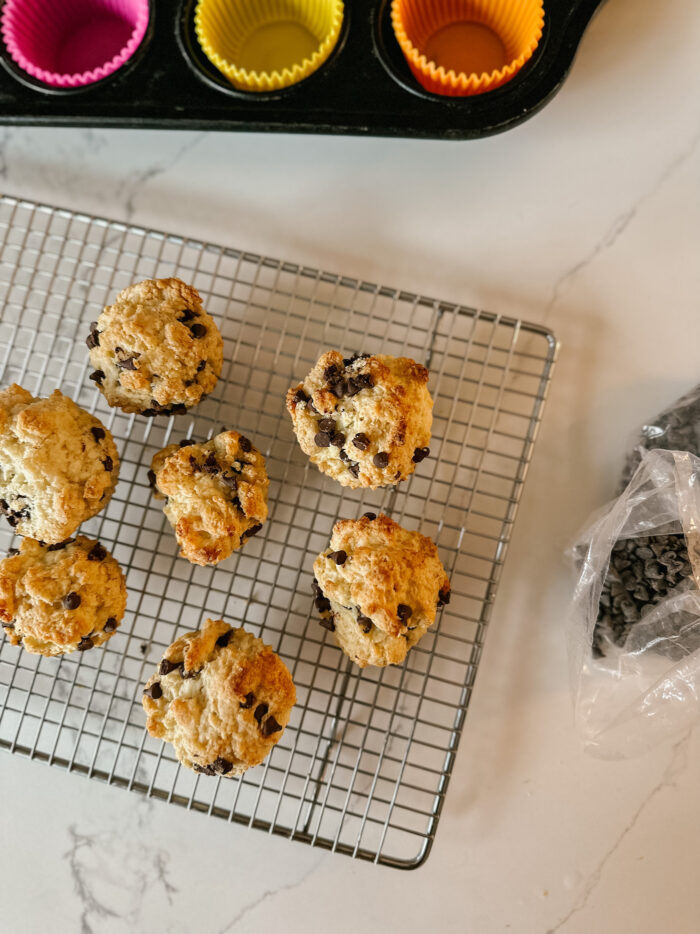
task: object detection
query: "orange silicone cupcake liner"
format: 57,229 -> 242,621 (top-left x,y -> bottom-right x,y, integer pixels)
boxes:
391,0 -> 545,97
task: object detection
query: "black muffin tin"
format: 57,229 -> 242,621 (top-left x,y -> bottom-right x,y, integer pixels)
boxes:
0,0 -> 605,139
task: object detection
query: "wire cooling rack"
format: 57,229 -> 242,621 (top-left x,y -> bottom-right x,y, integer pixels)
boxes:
0,194 -> 556,868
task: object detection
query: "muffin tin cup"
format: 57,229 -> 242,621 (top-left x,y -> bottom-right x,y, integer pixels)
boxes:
391,0 -> 545,96
1,0 -> 150,89
194,0 -> 345,93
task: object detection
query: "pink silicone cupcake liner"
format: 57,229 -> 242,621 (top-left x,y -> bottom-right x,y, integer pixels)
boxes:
1,0 -> 150,89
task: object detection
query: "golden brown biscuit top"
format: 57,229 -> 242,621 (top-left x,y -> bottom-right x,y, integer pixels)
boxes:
286,350 -> 432,489
0,384 -> 119,542
314,514 -> 450,638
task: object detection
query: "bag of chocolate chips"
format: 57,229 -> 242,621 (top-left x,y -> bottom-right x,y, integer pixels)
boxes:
619,382 -> 700,490
569,449 -> 700,758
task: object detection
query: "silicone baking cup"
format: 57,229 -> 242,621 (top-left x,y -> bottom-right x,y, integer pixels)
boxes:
194,0 -> 344,93
391,0 -> 544,96
1,0 -> 150,89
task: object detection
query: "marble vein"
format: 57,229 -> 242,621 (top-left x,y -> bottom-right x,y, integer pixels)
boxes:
545,730 -> 693,933
115,132 -> 207,220
543,125 -> 700,322
64,800 -> 180,933
65,826 -> 120,934
216,857 -> 322,933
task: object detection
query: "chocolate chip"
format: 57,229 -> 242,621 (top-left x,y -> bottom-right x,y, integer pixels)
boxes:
239,436 -> 252,454
0,500 -> 8,514
354,372 -> 374,390
330,432 -> 346,447
346,379 -> 361,397
397,603 -> 412,621
7,548 -> 19,556
437,588 -> 451,607
319,616 -> 335,632
308,400 -> 319,414
197,360 -> 207,372
144,681 -> 163,699
77,636 -> 93,651
357,615 -> 373,633
90,426 -> 105,442
102,456 -> 113,472
89,370 -> 105,385
86,331 -> 99,350
116,355 -> 139,370
63,592 -> 81,610
329,379 -> 347,398
352,433 -> 370,451
328,550 -> 347,565
88,543 -> 107,562
311,578 -> 322,595
202,452 -> 219,474
158,658 -> 180,675
193,763 -> 217,776
216,629 -> 233,648
190,323 -> 207,339
2,621 -> 14,629
221,474 -> 238,490
412,447 -> 430,463
47,540 -> 71,551
147,469 -> 157,490
315,596 -> 331,612
245,523 -> 263,538
373,452 -> 389,468
339,450 -> 349,462
179,308 -> 198,323
212,757 -> 233,774
189,455 -> 201,471
181,667 -> 202,679
89,321 -> 99,332
103,617 -> 118,632
140,643 -> 149,654
239,692 -> 255,709
254,702 -> 269,724
347,464 -> 360,478
262,716 -> 283,737
6,516 -> 18,528
363,512 -> 377,520
323,364 -> 339,381
179,438 -> 195,447
314,431 -> 331,448
294,389 -> 309,404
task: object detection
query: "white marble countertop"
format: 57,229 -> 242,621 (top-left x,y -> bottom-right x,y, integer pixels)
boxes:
2,0 -> 700,930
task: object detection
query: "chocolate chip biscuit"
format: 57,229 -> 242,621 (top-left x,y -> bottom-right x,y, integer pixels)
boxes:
0,384 -> 119,543
149,431 -> 269,566
313,513 -> 450,667
0,536 -> 126,656
143,618 -> 296,777
87,277 -> 223,415
286,351 -> 433,489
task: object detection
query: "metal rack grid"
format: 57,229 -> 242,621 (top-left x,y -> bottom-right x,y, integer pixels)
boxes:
0,194 -> 556,868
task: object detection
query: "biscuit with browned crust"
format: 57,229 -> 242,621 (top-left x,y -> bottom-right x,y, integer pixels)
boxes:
286,351 -> 432,489
313,514 -> 450,667
0,536 -> 126,656
150,431 -> 269,566
0,384 -> 119,543
87,277 -> 223,415
142,618 -> 296,777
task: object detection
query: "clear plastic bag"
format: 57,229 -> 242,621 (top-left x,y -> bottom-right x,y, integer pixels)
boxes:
620,383 -> 700,490
569,449 -> 700,758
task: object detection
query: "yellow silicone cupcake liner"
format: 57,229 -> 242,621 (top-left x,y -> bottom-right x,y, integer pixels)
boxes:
391,0 -> 544,97
195,0 -> 344,92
